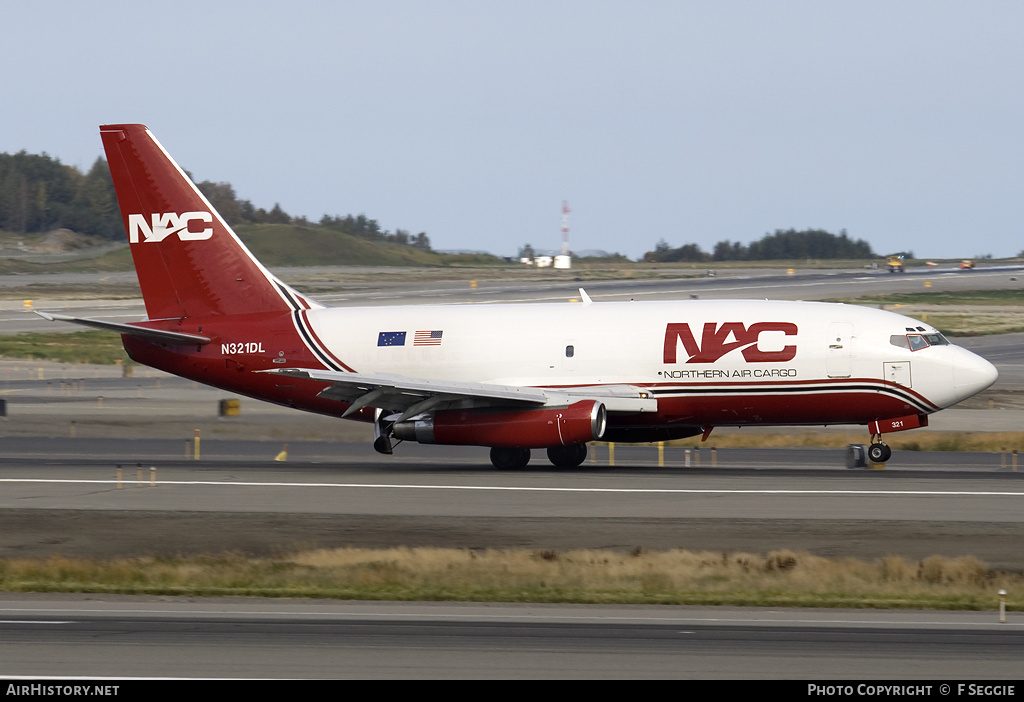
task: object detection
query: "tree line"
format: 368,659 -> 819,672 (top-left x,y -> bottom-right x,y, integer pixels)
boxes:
0,152 -> 122,239
6,150 -> 897,262
0,151 -> 431,251
644,228 -> 876,262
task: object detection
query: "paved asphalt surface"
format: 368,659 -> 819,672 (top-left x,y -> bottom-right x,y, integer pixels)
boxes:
1,264 -> 1022,678
1,596 -> 1021,679
3,261 -> 1024,330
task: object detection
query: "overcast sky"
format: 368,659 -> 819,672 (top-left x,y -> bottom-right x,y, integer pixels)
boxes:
4,1 -> 1022,259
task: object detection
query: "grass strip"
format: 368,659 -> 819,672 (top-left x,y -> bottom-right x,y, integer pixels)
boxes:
1,548 -> 1020,610
831,290 -> 1024,306
0,331 -> 132,365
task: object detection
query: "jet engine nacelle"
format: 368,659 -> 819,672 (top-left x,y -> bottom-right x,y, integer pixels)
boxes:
393,400 -> 607,448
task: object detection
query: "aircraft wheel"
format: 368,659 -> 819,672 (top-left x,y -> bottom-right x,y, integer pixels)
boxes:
868,443 -> 891,463
546,444 -> 588,468
490,447 -> 531,470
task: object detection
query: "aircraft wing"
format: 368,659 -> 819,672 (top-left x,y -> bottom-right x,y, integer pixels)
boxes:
264,368 -> 657,420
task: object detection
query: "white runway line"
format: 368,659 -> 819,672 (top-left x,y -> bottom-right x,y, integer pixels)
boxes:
2,478 -> 1023,497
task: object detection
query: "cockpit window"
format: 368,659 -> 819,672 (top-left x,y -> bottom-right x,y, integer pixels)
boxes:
891,332 -> 949,351
907,334 -> 929,351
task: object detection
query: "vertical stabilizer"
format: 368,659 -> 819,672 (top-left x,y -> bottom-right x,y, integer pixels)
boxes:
100,124 -> 309,320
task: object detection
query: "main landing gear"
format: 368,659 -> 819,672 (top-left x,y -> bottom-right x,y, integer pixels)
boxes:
546,444 -> 588,468
489,444 -> 589,470
489,447 -> 530,470
373,409 -> 395,455
867,435 -> 892,463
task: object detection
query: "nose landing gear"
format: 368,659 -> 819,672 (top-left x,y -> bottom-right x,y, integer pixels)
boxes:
865,415 -> 929,465
867,435 -> 892,463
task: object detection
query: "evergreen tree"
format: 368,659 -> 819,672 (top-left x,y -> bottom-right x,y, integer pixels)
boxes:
651,228 -> 875,262
0,148 -> 433,253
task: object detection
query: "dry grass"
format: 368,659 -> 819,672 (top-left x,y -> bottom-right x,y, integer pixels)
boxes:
1,548 -> 1019,610
921,314 -> 1024,336
0,330 -> 134,365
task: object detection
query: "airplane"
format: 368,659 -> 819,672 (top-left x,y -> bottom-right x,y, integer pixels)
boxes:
39,124 -> 999,469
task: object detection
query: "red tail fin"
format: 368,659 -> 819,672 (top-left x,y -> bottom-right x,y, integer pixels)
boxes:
101,124 -> 310,321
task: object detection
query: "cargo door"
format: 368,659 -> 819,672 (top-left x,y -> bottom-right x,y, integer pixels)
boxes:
826,323 -> 853,378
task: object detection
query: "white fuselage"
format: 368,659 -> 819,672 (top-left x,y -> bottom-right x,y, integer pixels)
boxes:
297,298 -> 997,428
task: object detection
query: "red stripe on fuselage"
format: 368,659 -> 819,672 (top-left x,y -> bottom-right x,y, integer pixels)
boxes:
648,389 -> 929,426
294,309 -> 355,373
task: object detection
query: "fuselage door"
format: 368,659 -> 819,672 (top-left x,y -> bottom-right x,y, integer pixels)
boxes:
884,361 -> 912,388
826,322 -> 853,378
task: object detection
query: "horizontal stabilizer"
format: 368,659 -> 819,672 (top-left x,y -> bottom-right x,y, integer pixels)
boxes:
34,311 -> 211,345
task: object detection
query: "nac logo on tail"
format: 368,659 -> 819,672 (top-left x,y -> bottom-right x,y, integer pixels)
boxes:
128,212 -> 213,243
664,322 -> 797,363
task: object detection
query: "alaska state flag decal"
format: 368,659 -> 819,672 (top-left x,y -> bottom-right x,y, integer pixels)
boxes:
377,331 -> 407,347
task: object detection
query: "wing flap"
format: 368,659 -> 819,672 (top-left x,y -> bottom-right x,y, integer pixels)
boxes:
263,368 -> 658,415
555,384 -> 658,413
269,368 -> 548,408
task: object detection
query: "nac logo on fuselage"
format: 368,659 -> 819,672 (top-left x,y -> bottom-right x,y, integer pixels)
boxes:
664,322 -> 797,363
128,212 -> 213,243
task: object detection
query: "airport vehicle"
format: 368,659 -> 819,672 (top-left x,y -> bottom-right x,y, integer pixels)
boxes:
960,259 -> 975,270
886,254 -> 905,273
40,125 -> 999,468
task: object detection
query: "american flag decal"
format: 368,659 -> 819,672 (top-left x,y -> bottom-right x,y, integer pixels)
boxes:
414,330 -> 443,346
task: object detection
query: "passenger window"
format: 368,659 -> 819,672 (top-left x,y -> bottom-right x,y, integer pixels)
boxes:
565,345 -> 574,358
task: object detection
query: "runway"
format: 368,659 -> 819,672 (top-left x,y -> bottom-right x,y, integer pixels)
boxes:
1,441 -> 1023,569
1,265 -> 1023,678
1,597 -> 1021,679
3,262 -> 1023,333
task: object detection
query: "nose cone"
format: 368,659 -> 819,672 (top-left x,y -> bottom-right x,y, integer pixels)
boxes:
953,348 -> 999,403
